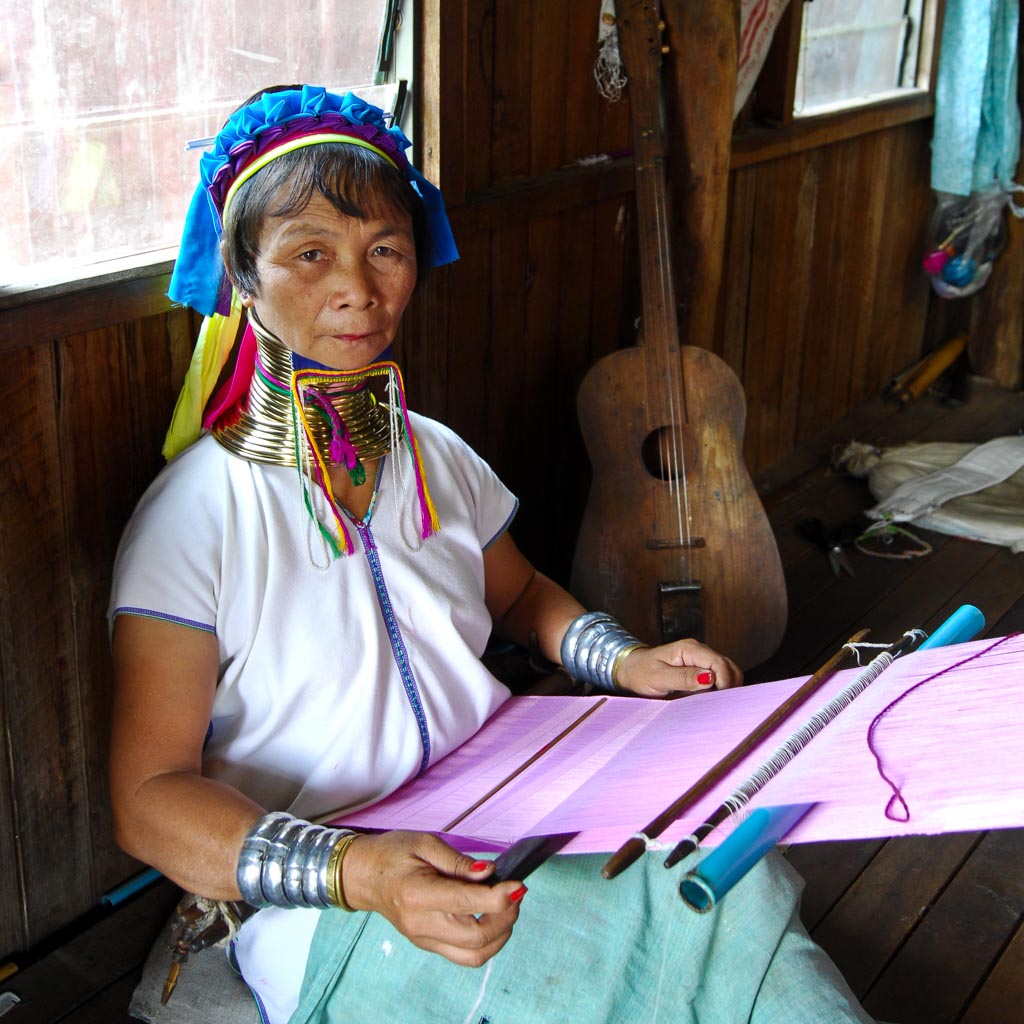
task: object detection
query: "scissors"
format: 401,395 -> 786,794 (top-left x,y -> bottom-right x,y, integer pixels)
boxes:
797,518 -> 856,577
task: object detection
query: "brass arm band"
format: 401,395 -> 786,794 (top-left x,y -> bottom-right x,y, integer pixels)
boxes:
611,642 -> 648,688
326,832 -> 363,912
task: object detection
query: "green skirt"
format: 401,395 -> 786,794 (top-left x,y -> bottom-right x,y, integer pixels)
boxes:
288,850 -> 872,1024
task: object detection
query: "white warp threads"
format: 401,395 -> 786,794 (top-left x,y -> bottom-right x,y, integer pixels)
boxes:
632,831 -> 671,852
461,960 -> 494,1024
845,640 -> 896,664
718,647 -> 900,819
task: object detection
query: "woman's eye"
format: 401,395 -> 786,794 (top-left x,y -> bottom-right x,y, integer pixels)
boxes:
298,249 -> 324,262
371,245 -> 395,258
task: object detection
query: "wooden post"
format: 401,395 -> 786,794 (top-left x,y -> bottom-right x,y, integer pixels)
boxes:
660,0 -> 740,355
966,204 -> 1024,390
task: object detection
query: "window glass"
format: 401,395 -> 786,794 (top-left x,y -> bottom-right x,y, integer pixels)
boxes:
1,0 -> 401,288
794,0 -> 928,117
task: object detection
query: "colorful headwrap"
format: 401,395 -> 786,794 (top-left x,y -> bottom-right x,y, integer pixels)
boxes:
169,85 -> 458,316
163,86 -> 458,461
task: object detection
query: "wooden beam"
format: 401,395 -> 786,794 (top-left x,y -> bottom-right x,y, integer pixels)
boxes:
419,0 -> 466,202
661,0 -> 739,350
449,158 -> 634,233
733,92 -> 935,170
0,275 -> 173,357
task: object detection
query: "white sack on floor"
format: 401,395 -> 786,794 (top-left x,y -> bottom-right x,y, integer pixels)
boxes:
836,436 -> 1024,553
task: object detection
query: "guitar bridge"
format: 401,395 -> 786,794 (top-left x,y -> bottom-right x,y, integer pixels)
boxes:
646,536 -> 706,550
658,580 -> 704,643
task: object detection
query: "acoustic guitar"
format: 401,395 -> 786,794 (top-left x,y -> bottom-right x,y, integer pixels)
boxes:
570,0 -> 786,671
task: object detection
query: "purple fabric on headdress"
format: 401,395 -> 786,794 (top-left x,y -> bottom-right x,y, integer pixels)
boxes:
205,115 -> 409,213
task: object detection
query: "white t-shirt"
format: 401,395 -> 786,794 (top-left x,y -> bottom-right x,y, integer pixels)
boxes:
109,414 -> 519,1023
111,413 -> 517,818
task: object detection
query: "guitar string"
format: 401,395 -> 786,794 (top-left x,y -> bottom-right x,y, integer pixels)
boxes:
665,173 -> 692,568
644,184 -> 678,565
649,74 -> 691,581
626,6 -> 693,601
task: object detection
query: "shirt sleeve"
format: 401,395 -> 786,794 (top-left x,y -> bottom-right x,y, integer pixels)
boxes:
108,442 -> 223,635
414,416 -> 519,551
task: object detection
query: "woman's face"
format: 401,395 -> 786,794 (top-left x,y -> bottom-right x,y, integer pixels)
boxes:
241,190 -> 418,370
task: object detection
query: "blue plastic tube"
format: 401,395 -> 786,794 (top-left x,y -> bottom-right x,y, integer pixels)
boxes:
100,866 -> 163,907
917,604 -> 985,650
678,803 -> 815,912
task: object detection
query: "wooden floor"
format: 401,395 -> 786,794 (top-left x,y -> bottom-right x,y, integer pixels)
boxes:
756,377 -> 1024,1024
1,378 -> 1022,1022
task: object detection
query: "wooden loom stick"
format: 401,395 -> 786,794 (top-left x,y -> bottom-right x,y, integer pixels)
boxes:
601,629 -> 870,880
441,697 -> 608,833
662,629 -> 921,868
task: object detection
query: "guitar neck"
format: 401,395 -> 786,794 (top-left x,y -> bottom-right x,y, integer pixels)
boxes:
617,0 -> 687,417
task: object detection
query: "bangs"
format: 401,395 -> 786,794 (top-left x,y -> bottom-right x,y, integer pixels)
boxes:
270,144 -> 419,226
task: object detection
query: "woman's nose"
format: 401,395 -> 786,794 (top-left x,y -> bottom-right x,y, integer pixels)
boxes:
329,259 -> 375,309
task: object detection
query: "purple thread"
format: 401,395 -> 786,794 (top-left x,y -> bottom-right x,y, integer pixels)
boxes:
866,633 -> 1020,821
302,387 -> 358,470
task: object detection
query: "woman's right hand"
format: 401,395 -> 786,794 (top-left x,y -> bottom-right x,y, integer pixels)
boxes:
342,830 -> 526,967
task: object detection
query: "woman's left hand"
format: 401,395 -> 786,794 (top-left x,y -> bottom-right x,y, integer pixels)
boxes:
613,639 -> 742,698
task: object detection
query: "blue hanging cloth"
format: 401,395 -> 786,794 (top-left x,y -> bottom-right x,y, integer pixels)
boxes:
931,0 -> 1021,195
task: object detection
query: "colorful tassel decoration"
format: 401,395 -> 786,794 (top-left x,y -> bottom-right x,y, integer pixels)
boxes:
163,292 -> 244,460
289,361 -> 440,558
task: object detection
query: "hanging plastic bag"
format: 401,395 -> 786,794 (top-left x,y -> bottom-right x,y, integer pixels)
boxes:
922,183 -> 1024,298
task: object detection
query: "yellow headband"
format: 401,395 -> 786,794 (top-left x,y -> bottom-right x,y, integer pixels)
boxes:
222,133 -> 399,215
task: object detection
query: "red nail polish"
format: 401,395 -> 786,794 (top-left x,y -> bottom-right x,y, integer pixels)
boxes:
509,885 -> 527,903
470,860 -> 489,872
697,671 -> 714,686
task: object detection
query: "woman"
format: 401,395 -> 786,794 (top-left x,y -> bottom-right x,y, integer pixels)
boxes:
110,86 -> 871,1023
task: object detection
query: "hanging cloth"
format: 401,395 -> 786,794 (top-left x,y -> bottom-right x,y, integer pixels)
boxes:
735,0 -> 790,116
931,0 -> 1021,195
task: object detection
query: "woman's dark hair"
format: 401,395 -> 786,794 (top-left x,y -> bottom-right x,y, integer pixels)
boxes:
222,142 -> 430,296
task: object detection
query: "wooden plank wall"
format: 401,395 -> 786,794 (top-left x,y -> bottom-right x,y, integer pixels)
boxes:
0,0 -> 1011,957
0,307 -> 195,953
721,120 -> 937,471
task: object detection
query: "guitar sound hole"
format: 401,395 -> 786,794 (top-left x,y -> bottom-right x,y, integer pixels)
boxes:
641,426 -> 686,481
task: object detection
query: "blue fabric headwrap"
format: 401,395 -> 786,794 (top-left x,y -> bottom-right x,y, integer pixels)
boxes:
168,85 -> 459,316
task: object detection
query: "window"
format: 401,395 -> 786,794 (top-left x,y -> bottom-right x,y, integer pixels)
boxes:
794,0 -> 932,116
741,0 -> 939,137
1,0 -> 407,292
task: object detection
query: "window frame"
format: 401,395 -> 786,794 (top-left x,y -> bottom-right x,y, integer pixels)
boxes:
732,0 -> 943,168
